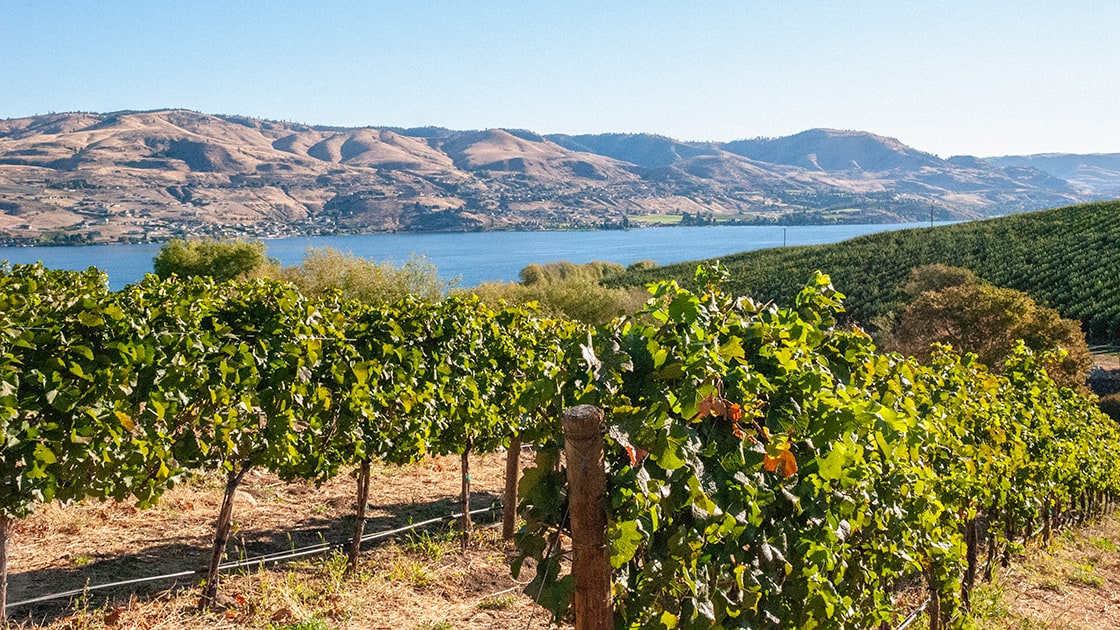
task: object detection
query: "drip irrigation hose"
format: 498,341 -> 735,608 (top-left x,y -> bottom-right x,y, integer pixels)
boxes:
5,504 -> 500,612
894,558 -> 994,630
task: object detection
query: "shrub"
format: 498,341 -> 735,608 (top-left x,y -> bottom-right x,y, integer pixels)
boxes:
1099,392 -> 1120,422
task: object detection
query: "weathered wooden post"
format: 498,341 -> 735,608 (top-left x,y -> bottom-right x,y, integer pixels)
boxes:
1,514 -> 9,623
461,442 -> 472,550
503,435 -> 522,540
347,457 -> 372,575
1042,500 -> 1052,545
984,525 -> 996,582
925,563 -> 943,630
562,405 -> 613,630
962,517 -> 979,611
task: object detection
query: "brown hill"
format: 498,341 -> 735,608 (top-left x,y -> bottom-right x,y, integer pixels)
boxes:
0,110 -> 1096,244
724,128 -> 944,171
437,128 -> 639,181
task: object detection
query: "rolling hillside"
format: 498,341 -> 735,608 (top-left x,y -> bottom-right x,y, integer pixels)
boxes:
987,153 -> 1120,196
0,109 -> 1106,243
608,200 -> 1120,344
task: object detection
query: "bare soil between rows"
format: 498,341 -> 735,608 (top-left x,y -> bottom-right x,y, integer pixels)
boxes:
5,449 -> 565,629
8,445 -> 1120,629
981,512 -> 1120,629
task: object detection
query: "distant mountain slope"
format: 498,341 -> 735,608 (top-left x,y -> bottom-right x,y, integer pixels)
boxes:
546,133 -> 719,169
986,153 -> 1120,196
724,128 -> 944,172
437,129 -> 638,180
0,109 -> 1107,243
608,200 -> 1120,344
271,127 -> 456,171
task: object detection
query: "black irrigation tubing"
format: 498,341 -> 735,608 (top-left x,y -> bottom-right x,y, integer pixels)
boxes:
893,557 -> 995,630
894,598 -> 929,630
9,503 -> 1071,621
4,504 -> 501,612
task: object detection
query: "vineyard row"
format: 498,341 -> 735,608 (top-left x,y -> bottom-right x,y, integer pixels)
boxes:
2,262 -> 1120,629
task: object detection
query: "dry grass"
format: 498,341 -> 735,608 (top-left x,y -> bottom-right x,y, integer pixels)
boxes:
4,450 -> 567,630
9,446 -> 1120,629
969,513 -> 1120,629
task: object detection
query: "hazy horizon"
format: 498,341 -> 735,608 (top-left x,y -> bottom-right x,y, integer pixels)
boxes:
3,2 -> 1118,158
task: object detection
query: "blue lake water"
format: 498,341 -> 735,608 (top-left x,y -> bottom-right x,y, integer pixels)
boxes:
0,223 -> 954,291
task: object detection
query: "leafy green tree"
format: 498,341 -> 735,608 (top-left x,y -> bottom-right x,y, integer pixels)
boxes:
422,296 -> 509,543
152,239 -> 271,282
257,248 -> 450,304
316,296 -> 437,573
518,260 -> 624,285
886,266 -> 1092,389
149,278 -> 341,608
468,260 -> 646,324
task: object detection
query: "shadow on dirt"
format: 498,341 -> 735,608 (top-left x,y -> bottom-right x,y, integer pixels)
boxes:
5,490 -> 502,625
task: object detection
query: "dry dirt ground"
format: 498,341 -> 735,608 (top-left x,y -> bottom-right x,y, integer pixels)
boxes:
4,449 -> 568,630
972,512 -> 1120,630
7,446 -> 1120,630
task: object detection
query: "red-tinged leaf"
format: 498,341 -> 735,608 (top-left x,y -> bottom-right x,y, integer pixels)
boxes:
711,397 -> 727,416
728,403 -> 742,421
763,449 -> 798,477
104,607 -> 123,626
763,454 -> 780,472
625,445 -> 649,466
235,593 -> 248,607
698,393 -> 714,418
778,450 -> 798,478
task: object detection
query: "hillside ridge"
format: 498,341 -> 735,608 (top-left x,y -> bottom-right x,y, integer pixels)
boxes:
609,199 -> 1120,344
0,109 -> 1112,243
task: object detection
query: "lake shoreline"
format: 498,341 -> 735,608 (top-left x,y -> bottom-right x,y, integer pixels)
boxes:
0,217 -> 944,249
0,222 -> 959,291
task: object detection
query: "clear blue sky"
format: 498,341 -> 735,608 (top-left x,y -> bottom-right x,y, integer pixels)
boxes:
3,1 -> 1118,157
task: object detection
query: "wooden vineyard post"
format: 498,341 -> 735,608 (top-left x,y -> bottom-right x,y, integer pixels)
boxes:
503,435 -> 522,540
962,517 -> 979,611
347,457 -> 373,576
925,563 -> 943,630
1001,511 -> 1013,568
461,445 -> 472,550
562,405 -> 613,630
1,514 -> 9,623
1042,500 -> 1052,545
984,525 -> 996,582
